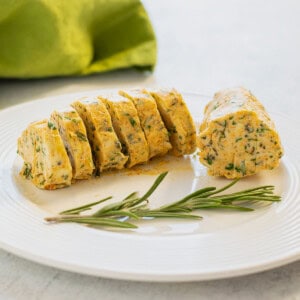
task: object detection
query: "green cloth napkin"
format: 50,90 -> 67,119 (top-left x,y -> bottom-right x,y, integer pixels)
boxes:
0,0 -> 156,78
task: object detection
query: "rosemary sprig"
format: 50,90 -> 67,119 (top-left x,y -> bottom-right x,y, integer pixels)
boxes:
45,172 -> 281,229
45,172 -> 169,227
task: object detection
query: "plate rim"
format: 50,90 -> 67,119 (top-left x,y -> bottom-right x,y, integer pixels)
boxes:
0,238 -> 299,282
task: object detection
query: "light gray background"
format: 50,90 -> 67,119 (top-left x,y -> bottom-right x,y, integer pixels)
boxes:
0,1 -> 299,299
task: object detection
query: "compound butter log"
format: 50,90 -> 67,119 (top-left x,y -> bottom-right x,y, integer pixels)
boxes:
197,87 -> 284,178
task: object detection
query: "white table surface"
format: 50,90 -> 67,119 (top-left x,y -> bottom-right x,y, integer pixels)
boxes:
0,1 -> 299,299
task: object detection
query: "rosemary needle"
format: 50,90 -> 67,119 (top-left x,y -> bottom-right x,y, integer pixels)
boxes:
138,171 -> 168,203
60,196 -> 112,215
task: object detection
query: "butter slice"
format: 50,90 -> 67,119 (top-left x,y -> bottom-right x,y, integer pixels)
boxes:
99,94 -> 149,168
50,108 -> 94,179
72,97 -> 128,173
119,89 -> 172,159
149,88 -> 196,156
18,119 -> 72,189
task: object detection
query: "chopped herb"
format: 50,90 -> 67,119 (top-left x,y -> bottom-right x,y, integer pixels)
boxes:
240,161 -> 246,175
256,126 -> 270,133
76,131 -> 88,142
218,130 -> 226,140
129,117 -> 136,127
216,120 -> 227,127
235,161 -> 246,175
235,166 -> 241,173
204,154 -> 215,165
212,147 -> 218,155
168,126 -> 177,134
225,163 -> 234,170
259,143 -> 265,148
245,124 -> 254,133
47,122 -> 56,130
235,137 -> 242,142
23,163 -> 32,179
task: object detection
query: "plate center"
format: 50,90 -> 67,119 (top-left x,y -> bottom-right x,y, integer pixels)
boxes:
12,154 -> 290,236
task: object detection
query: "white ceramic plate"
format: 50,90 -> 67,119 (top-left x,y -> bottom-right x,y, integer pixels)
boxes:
0,90 -> 299,282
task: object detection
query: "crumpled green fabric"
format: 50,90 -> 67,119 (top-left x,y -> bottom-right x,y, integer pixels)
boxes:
0,0 -> 156,78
